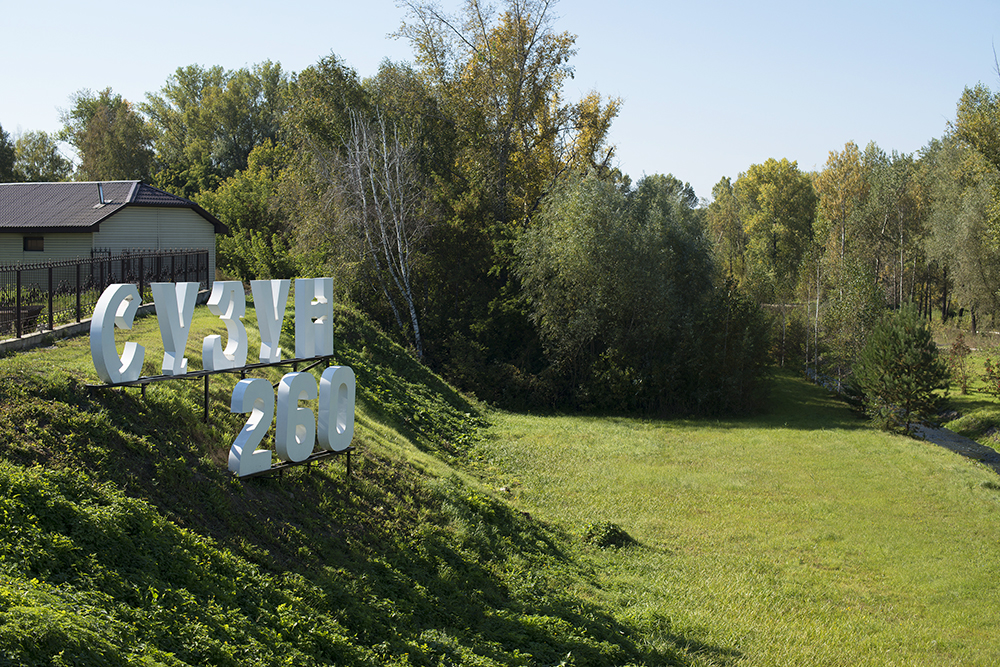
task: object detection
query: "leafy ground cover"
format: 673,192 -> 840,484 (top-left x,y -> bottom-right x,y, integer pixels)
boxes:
0,300 -> 692,665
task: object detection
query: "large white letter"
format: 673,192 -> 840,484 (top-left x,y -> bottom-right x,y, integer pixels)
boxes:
90,283 -> 144,384
251,279 -> 290,363
203,281 -> 248,371
229,378 -> 274,476
294,278 -> 334,359
151,282 -> 199,376
276,372 -> 317,463
318,365 -> 355,452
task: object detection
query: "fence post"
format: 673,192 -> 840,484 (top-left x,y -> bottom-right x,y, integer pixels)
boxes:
15,269 -> 21,339
76,263 -> 81,323
171,255 -> 176,283
139,256 -> 145,303
47,266 -> 53,331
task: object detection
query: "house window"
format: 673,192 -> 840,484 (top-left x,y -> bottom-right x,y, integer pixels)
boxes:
23,236 -> 44,252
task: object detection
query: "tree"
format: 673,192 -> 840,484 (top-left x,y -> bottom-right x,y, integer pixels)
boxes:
144,62 -> 289,196
858,145 -> 926,308
396,0 -> 618,229
516,171 -> 769,414
60,88 -> 156,181
706,176 -> 746,281
13,130 -> 72,182
394,0 -> 623,399
953,82 -> 1000,172
195,141 -> 295,280
734,158 -> 816,302
853,303 -> 949,434
341,109 -> 434,358
922,136 -> 1000,331
0,123 -> 15,181
813,142 -> 867,272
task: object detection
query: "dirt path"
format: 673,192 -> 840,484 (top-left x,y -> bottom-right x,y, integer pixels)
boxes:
912,424 -> 1000,475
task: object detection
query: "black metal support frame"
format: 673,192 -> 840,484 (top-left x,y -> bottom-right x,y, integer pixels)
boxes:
87,353 -> 355,480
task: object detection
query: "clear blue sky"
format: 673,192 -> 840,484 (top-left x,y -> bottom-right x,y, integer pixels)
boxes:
2,0 -> 999,200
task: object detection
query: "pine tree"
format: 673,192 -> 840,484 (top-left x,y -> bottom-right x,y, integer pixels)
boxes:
853,304 -> 949,434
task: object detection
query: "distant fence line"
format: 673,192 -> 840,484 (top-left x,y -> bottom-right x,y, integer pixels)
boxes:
0,249 -> 210,339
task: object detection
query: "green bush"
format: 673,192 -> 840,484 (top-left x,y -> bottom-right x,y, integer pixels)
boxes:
582,521 -> 636,549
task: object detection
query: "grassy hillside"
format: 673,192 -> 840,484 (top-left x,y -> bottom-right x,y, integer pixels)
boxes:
2,301 -> 999,665
0,303 -> 686,666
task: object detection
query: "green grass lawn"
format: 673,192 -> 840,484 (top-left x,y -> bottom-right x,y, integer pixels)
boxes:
477,371 -> 1000,666
4,302 -> 1000,665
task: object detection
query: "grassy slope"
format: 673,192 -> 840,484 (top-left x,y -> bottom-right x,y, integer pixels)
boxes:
0,303 -> 687,666
2,304 -> 999,665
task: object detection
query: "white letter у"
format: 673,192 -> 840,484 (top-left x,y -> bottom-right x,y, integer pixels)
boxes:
151,282 -> 199,375
251,279 -> 290,363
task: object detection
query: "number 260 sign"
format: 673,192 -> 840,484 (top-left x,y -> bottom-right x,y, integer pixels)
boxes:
89,278 -> 356,477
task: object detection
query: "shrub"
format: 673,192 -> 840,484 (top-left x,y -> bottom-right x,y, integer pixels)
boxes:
582,521 -> 636,549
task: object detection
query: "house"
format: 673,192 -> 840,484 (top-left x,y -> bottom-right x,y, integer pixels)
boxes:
0,180 -> 227,277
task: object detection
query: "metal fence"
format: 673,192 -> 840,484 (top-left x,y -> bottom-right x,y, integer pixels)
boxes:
0,249 -> 210,339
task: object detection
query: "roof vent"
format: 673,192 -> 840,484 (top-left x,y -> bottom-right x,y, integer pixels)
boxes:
93,183 -> 110,208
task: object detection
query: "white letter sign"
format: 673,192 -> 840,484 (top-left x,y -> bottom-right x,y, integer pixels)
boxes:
251,279 -> 290,363
89,278 -> 359,479
152,282 -> 199,375
295,278 -> 334,358
90,283 -> 144,383
203,281 -> 248,371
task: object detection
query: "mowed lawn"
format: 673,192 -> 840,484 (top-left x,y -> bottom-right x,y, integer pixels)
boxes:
479,371 -> 1000,666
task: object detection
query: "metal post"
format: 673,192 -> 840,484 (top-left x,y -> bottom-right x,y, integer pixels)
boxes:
75,263 -> 81,323
138,256 -> 144,303
15,269 -> 22,338
47,266 -> 53,331
204,374 -> 210,423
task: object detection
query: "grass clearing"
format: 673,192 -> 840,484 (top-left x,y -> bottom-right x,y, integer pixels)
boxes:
477,371 -> 1000,666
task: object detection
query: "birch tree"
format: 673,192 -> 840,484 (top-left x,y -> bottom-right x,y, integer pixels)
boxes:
342,110 -> 432,358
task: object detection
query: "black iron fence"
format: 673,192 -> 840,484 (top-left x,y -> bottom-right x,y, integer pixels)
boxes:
0,249 -> 210,339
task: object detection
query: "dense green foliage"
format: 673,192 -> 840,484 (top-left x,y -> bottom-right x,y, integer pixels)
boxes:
58,88 -> 156,182
0,123 -> 14,182
517,172 -> 770,414
853,304 -> 950,433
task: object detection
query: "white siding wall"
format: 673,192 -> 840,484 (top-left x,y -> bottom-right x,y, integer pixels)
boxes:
0,208 -> 217,278
91,208 -> 217,279
0,233 -> 94,266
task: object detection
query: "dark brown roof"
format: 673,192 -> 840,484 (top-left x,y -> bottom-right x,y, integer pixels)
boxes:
0,181 -> 227,234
